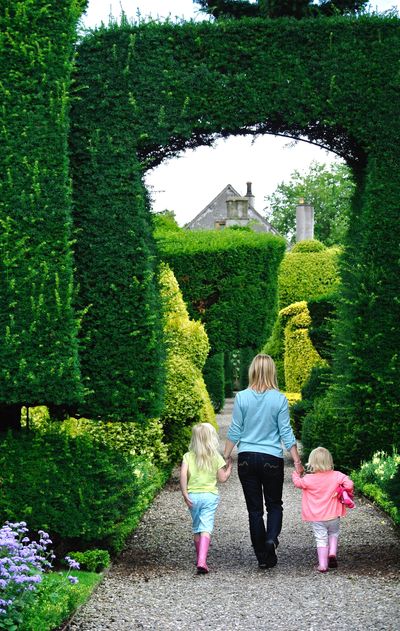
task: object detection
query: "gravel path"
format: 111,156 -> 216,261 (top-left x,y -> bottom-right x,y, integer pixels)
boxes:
68,399 -> 400,631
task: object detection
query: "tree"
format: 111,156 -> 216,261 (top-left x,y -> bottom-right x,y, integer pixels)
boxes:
264,162 -> 354,246
193,0 -> 369,19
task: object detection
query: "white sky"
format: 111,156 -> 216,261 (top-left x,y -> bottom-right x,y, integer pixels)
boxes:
81,1 -> 399,225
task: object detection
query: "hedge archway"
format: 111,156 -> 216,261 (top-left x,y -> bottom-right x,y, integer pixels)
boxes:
70,15 -> 400,467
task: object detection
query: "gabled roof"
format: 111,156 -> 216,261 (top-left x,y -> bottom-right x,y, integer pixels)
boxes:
185,183 -> 280,236
185,184 -> 239,228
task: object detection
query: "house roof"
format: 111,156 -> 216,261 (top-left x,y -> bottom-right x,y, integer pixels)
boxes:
185,183 -> 281,236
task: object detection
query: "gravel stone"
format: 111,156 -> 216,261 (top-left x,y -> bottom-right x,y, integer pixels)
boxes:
67,399 -> 400,631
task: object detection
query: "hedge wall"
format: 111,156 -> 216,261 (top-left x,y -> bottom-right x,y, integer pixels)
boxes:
203,352 -> 225,412
278,241 -> 341,309
0,0 -> 87,425
71,15 -> 400,468
69,46 -> 165,422
156,228 -> 285,354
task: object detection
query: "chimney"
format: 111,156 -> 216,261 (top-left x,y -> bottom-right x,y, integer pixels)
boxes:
296,197 -> 314,242
245,181 -> 255,208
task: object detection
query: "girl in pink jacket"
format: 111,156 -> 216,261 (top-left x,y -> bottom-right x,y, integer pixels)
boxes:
292,446 -> 354,573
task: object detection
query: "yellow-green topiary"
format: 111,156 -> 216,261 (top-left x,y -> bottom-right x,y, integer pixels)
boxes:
159,264 -> 216,462
279,244 -> 341,309
280,301 -> 326,393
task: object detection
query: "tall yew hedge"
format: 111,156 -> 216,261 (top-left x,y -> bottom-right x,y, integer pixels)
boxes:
69,34 -> 165,422
0,0 -> 87,427
156,228 -> 285,354
71,15 -> 400,468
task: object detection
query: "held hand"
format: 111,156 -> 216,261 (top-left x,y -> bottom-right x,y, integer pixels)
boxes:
294,460 -> 304,476
183,494 -> 193,508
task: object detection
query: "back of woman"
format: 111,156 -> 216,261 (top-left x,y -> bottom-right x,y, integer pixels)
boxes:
224,354 -> 303,569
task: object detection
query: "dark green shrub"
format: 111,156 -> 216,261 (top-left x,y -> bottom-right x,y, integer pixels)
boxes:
291,364 -> 332,436
66,549 -> 111,573
70,53 -> 164,423
301,396 -> 339,465
0,0 -> 85,426
224,352 -> 234,398
239,347 -> 256,390
157,228 -> 285,354
301,364 -> 333,402
203,353 -> 225,412
307,293 -> 338,360
0,430 -> 160,552
71,16 -> 400,469
262,319 -> 285,389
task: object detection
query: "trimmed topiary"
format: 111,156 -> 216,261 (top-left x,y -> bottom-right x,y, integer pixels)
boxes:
278,246 -> 341,310
159,263 -> 216,462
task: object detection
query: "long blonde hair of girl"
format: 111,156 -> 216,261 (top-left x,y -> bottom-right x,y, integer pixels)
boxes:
248,354 -> 278,392
189,423 -> 220,472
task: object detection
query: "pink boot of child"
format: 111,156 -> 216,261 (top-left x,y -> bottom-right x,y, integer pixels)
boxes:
328,535 -> 338,569
316,546 -> 329,573
197,535 -> 210,574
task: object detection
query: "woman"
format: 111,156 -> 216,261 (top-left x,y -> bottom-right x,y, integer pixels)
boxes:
224,354 -> 304,569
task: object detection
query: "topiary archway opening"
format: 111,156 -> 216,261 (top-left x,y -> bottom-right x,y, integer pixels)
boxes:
70,15 -> 399,468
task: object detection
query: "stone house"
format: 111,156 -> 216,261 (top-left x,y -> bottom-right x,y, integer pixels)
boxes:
185,182 -> 281,235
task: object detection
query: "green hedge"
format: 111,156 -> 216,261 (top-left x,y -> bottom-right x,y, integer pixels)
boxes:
156,228 -> 285,354
203,352 -> 225,412
70,15 -> 400,469
224,351 -> 234,397
278,242 -> 341,309
159,263 -> 215,462
0,0 -> 87,423
0,429 -> 164,554
69,45 -> 164,423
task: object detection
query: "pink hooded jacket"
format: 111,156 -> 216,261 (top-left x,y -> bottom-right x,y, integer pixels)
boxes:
292,470 -> 354,522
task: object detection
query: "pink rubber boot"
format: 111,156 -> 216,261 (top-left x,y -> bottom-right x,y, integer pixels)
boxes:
194,538 -> 200,563
316,546 -> 329,573
197,535 -> 210,574
328,536 -> 338,568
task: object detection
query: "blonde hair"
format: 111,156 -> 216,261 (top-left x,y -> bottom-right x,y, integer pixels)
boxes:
306,446 -> 334,473
248,354 -> 278,392
189,423 -> 220,472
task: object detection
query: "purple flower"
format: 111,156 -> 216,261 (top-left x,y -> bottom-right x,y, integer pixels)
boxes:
68,576 -> 79,585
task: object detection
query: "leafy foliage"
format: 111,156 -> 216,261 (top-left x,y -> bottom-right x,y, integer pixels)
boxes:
159,263 -> 216,462
0,430 -> 162,553
278,243 -> 341,309
65,550 -> 110,573
264,162 -> 354,246
70,48 -> 165,423
0,0 -> 86,423
352,450 -> 400,525
69,13 -> 400,471
203,353 -> 225,412
194,0 -> 369,19
156,227 -> 285,354
280,301 -> 326,392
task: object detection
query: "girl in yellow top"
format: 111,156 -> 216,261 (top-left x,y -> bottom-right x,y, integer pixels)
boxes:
180,423 -> 232,574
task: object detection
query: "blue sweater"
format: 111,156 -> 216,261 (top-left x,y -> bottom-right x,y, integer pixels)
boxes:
227,388 -> 296,458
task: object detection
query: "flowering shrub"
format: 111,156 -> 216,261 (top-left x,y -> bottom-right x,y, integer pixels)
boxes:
352,450 -> 400,525
0,522 -> 79,630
